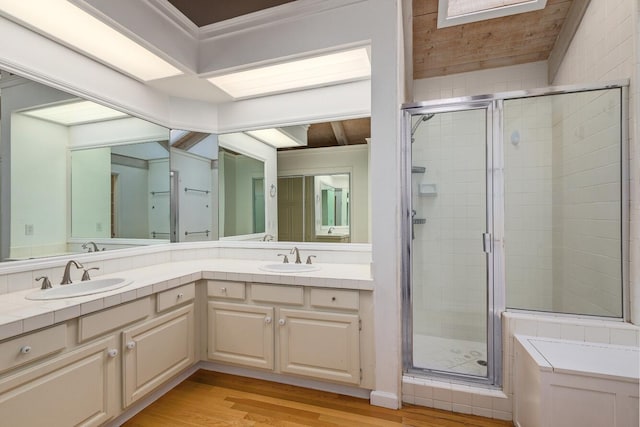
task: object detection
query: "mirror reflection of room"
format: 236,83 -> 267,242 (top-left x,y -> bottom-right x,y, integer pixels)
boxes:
277,117 -> 370,243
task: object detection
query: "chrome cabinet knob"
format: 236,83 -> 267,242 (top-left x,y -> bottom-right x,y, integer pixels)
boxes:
126,341 -> 136,350
177,293 -> 184,299
220,287 -> 227,293
20,345 -> 32,354
265,316 -> 272,324
278,319 -> 286,326
107,349 -> 118,358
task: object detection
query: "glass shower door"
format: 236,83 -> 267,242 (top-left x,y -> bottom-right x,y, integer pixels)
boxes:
408,106 -> 491,379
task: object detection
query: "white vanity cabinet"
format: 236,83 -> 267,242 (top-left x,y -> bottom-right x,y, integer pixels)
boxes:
122,302 -> 195,407
0,334 -> 118,427
207,280 -> 365,385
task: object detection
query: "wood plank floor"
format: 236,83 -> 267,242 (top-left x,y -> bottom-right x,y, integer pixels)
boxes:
124,370 -> 513,427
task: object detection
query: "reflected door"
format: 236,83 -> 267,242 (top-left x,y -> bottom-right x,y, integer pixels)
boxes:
409,108 -> 490,378
277,177 -> 304,242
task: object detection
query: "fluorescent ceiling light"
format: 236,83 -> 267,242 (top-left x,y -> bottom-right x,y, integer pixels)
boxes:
438,0 -> 547,28
21,100 -> 129,126
208,47 -> 371,99
246,128 -> 304,148
0,0 -> 182,81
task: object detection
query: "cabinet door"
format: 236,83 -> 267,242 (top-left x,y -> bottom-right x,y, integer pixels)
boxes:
0,336 -> 118,427
278,308 -> 360,384
122,304 -> 195,407
208,302 -> 274,370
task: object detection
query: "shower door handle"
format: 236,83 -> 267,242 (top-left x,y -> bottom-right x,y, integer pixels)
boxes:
482,233 -> 492,253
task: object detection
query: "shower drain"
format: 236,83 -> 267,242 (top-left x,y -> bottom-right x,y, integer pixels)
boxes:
477,360 -> 487,366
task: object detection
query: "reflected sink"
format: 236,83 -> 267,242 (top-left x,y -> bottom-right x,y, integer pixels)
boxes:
26,278 -> 132,300
259,263 -> 320,273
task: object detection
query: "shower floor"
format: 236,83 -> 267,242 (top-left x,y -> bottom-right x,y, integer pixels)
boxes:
412,334 -> 487,377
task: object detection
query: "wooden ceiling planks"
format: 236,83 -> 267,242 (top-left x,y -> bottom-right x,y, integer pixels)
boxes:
413,0 -> 573,79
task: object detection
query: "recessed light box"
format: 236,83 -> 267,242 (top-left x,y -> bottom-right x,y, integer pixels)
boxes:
438,0 -> 547,28
208,47 -> 371,99
22,100 -> 129,126
0,0 -> 182,81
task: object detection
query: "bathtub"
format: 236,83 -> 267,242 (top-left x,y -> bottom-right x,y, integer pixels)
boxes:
514,335 -> 639,427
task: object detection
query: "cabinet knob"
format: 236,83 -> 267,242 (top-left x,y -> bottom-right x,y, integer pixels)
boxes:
177,293 -> 184,299
126,341 -> 136,350
265,316 -> 272,324
220,287 -> 227,293
331,296 -> 337,301
278,319 -> 286,326
20,345 -> 32,354
107,349 -> 118,358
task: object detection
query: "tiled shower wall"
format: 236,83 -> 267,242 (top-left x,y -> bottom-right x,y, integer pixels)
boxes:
503,97 -> 554,311
411,110 -> 487,341
551,90 -> 622,316
551,0 -> 638,323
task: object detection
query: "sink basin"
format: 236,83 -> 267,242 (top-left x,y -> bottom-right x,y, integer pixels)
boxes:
25,278 -> 132,300
259,263 -> 320,273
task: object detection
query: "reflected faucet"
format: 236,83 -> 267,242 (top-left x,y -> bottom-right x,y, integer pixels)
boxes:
328,227 -> 335,234
290,247 -> 302,264
61,260 -> 83,285
262,234 -> 274,242
82,241 -> 99,252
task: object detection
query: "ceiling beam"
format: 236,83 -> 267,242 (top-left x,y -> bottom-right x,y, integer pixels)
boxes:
330,121 -> 349,145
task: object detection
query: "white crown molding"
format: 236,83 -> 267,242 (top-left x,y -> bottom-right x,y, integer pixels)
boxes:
144,0 -> 200,39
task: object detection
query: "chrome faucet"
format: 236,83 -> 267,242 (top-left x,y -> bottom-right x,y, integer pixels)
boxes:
82,241 -> 99,252
61,260 -> 83,285
290,247 -> 302,264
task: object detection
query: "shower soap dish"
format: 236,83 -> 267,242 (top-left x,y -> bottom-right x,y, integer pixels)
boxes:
419,183 -> 437,196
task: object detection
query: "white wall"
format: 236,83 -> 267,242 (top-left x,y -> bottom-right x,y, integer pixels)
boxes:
413,61 -> 548,101
10,115 -> 68,258
278,145 -> 370,243
171,149 -> 215,242
551,0 -> 638,324
70,147 -> 111,239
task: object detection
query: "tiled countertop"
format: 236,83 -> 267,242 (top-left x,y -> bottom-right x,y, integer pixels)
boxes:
0,259 -> 372,341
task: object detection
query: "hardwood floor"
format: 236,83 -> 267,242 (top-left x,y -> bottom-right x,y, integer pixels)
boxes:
124,370 -> 513,427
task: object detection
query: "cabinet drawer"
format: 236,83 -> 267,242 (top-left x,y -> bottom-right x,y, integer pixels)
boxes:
157,283 -> 195,312
0,324 -> 66,374
207,280 -> 245,300
310,288 -> 359,311
79,297 -> 151,343
251,284 -> 303,305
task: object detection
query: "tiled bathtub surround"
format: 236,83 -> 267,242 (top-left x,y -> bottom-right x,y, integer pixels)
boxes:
403,311 -> 640,421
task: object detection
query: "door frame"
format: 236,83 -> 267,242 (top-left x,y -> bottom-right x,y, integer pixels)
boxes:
401,100 -> 502,386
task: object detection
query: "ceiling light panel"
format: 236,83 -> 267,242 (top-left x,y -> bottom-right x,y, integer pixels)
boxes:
22,100 -> 129,126
208,47 -> 371,99
246,129 -> 301,148
0,0 -> 182,81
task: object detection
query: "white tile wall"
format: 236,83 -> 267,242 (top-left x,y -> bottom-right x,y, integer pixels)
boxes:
411,110 -> 487,341
552,0 -> 639,325
413,61 -> 548,101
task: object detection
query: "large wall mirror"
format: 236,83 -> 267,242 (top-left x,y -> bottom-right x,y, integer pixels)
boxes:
0,69 -> 370,263
1,72 -> 171,261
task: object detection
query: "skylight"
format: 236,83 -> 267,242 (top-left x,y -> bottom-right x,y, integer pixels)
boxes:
438,0 -> 547,28
207,47 -> 371,99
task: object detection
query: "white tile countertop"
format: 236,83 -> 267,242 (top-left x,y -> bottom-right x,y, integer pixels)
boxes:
0,259 -> 373,341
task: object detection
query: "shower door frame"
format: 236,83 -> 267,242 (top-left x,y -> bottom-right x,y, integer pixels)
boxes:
401,80 -> 630,387
401,99 -> 502,386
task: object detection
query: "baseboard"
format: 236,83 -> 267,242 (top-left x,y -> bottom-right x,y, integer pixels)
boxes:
370,390 -> 400,409
200,361 -> 371,399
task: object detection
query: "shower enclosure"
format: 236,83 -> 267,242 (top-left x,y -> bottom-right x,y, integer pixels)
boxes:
402,82 -> 627,386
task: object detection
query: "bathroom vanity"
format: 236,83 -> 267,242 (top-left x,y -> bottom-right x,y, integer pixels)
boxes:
0,254 -> 373,426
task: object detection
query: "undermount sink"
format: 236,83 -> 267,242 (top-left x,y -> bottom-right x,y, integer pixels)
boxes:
25,277 -> 132,300
259,263 -> 320,273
